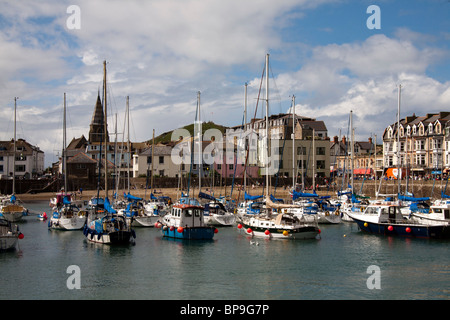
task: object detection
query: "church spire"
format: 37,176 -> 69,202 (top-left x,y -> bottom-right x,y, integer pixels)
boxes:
88,92 -> 109,143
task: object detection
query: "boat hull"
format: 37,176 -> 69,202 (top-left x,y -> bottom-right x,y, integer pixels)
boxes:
161,226 -> 215,240
131,215 -> 160,227
49,216 -> 86,230
317,211 -> 341,224
83,226 -> 134,244
205,214 -> 236,226
1,210 -> 24,222
240,223 -> 319,240
352,217 -> 450,239
0,235 -> 18,250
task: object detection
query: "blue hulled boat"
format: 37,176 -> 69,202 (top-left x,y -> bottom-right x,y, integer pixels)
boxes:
157,203 -> 217,240
347,202 -> 450,239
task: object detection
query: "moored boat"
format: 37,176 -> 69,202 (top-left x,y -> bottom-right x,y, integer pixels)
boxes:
410,199 -> 450,226
83,197 -> 136,245
157,203 -> 217,240
347,202 -> 450,239
48,201 -> 87,231
0,195 -> 26,222
0,219 -> 24,251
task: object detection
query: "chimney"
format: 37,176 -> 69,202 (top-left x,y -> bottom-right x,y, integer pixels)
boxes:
368,137 -> 372,144
342,136 -> 346,145
333,136 -> 338,143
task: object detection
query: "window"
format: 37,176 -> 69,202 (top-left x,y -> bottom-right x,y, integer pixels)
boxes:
159,170 -> 164,176
15,165 -> 26,172
316,147 -> 325,155
415,154 -> 425,166
15,155 -> 26,161
436,123 -> 441,134
433,139 -> 442,150
428,124 -> 433,134
0,156 -> 3,161
159,156 -> 164,164
415,140 -> 425,150
0,165 -> 3,172
419,124 -> 424,136
229,164 -> 233,170
316,160 -> 325,170
147,156 -> 152,164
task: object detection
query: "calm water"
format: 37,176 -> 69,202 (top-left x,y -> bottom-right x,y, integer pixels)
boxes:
1,201 -> 448,300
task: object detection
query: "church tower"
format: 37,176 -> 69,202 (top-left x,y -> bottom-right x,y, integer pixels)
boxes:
88,92 -> 109,143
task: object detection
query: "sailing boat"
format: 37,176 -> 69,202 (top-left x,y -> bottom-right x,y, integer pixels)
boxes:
238,54 -> 320,240
49,93 -> 87,230
83,61 -> 135,244
0,98 -> 26,222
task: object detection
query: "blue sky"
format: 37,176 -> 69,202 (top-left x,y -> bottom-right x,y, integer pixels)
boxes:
0,0 -> 449,168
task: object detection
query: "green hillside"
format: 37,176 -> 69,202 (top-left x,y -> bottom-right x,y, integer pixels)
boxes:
148,121 -> 229,144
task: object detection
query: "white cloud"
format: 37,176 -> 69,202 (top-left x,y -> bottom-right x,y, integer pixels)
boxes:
0,1 -> 449,168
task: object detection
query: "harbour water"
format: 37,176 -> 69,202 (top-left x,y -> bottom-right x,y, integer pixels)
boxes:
1,201 -> 448,301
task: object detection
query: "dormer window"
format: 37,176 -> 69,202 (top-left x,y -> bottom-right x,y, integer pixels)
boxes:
419,124 -> 425,136
436,122 -> 441,134
387,127 -> 393,139
428,123 -> 433,134
406,126 -> 411,136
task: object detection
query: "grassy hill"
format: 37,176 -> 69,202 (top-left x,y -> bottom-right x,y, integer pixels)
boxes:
148,121 -> 229,144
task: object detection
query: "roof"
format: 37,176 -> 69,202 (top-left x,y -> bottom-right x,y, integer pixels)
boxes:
66,152 -> 97,164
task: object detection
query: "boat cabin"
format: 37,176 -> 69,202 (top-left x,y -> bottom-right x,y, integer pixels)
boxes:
167,204 -> 205,228
362,204 -> 406,224
430,201 -> 450,220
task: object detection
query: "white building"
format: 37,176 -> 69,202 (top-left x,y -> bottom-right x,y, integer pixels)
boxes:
0,139 -> 45,179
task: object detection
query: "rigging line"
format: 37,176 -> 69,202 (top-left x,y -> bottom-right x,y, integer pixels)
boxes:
269,63 -> 283,115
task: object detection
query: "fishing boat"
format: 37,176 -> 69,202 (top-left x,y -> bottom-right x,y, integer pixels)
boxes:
48,195 -> 87,230
158,203 -> 217,240
347,202 -> 450,239
409,198 -> 450,226
0,218 -> 23,251
83,197 -> 135,244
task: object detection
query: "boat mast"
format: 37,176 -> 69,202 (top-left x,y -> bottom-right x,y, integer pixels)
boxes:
397,84 -> 402,195
63,93 -> 67,193
244,83 -> 247,192
13,97 -> 17,194
197,91 -> 202,192
126,96 -> 130,193
292,95 -> 295,189
265,53 -> 269,199
350,110 -> 354,194
103,60 -> 108,199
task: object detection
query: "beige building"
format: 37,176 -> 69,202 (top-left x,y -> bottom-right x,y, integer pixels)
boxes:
383,112 -> 450,177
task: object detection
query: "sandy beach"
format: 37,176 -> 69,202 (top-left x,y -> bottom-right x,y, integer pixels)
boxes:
14,186 -> 302,203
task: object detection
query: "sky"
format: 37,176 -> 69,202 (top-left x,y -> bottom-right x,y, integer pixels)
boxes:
0,0 -> 449,168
